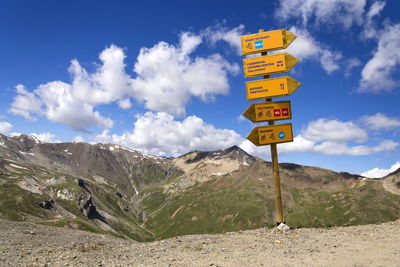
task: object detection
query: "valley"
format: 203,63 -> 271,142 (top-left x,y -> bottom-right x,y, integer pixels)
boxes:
1,133 -> 400,241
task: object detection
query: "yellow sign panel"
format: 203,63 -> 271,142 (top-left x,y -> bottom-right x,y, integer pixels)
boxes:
241,29 -> 297,55
243,53 -> 299,78
247,124 -> 293,146
243,101 -> 292,123
246,76 -> 301,100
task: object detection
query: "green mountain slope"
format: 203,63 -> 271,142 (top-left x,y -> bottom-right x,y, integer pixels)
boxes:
1,134 -> 400,241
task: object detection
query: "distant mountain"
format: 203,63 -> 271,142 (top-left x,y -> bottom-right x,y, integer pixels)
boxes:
1,133 -> 400,241
381,166 -> 400,196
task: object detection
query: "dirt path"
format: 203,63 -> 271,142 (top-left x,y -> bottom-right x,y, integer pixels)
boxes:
1,219 -> 399,266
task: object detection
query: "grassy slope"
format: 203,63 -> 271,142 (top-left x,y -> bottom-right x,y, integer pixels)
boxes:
2,158 -> 400,241
141,162 -> 400,240
286,180 -> 400,227
0,167 -> 154,241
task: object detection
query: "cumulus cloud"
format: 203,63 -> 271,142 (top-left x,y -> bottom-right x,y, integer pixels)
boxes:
302,118 -> 368,143
358,23 -> 400,93
0,121 -> 13,135
9,85 -> 43,121
361,161 -> 400,178
85,113 -> 398,159
117,98 -> 132,110
93,112 -> 242,157
240,117 -> 398,157
311,139 -> 398,156
202,24 -> 245,55
284,27 -> 342,74
69,45 -> 131,105
275,0 -> 366,29
72,136 -> 85,143
360,113 -> 400,131
131,32 -> 239,116
10,29 -> 240,130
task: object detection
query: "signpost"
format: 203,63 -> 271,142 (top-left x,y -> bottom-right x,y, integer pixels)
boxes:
246,76 -> 301,100
241,29 -> 297,55
243,101 -> 292,123
243,53 -> 299,78
240,28 -> 300,226
247,124 -> 293,146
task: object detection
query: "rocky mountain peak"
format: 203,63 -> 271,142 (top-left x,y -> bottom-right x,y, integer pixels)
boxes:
386,167 -> 400,177
0,133 -> 40,153
16,134 -> 41,144
182,145 -> 255,166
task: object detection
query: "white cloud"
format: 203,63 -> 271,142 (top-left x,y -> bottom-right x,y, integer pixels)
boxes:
360,113 -> 400,131
344,58 -> 362,78
240,134 -> 315,157
0,121 -> 13,134
203,24 -> 245,55
275,0 -> 366,29
36,81 -> 114,131
69,45 -> 131,105
285,27 -> 342,74
362,0 -> 386,40
9,85 -> 43,121
72,136 -> 85,143
9,32 -> 240,130
117,98 -> 132,110
93,112 -> 242,157
240,117 -> 398,157
302,118 -> 368,143
279,135 -> 315,154
239,139 -> 270,158
361,161 -> 400,178
87,113 -> 398,159
358,23 -> 400,93
131,32 -> 239,116
311,139 -> 398,156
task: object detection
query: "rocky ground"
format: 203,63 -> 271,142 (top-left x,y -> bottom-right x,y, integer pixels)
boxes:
1,219 -> 399,266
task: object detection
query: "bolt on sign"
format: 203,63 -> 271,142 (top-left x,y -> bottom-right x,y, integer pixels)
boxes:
243,101 -> 292,123
243,52 -> 299,78
246,76 -> 301,101
241,29 -> 297,55
247,124 -> 293,146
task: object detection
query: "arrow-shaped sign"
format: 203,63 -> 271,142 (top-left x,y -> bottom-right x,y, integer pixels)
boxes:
243,101 -> 292,123
246,76 -> 301,100
247,124 -> 293,146
243,53 -> 299,78
241,29 -> 297,55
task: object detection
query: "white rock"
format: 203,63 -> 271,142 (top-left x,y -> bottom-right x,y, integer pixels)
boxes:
277,223 -> 291,233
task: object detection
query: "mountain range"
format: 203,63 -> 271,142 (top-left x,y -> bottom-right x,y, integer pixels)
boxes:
0,133 -> 399,241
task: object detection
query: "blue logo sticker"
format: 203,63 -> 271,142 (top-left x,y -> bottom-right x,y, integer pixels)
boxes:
255,40 -> 263,49
278,132 -> 285,139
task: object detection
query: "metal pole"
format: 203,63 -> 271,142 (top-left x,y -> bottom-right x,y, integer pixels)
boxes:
259,29 -> 284,225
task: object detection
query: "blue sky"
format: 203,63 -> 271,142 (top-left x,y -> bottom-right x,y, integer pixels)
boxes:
1,0 -> 400,177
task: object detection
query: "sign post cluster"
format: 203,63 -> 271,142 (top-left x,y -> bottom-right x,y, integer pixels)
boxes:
240,29 -> 301,225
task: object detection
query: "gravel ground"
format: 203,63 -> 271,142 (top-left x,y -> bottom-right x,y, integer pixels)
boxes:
1,219 -> 399,266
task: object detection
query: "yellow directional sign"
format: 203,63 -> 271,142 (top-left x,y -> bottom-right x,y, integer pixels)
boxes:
247,124 -> 293,146
241,29 -> 297,55
243,101 -> 292,123
246,76 -> 301,100
243,53 -> 299,78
